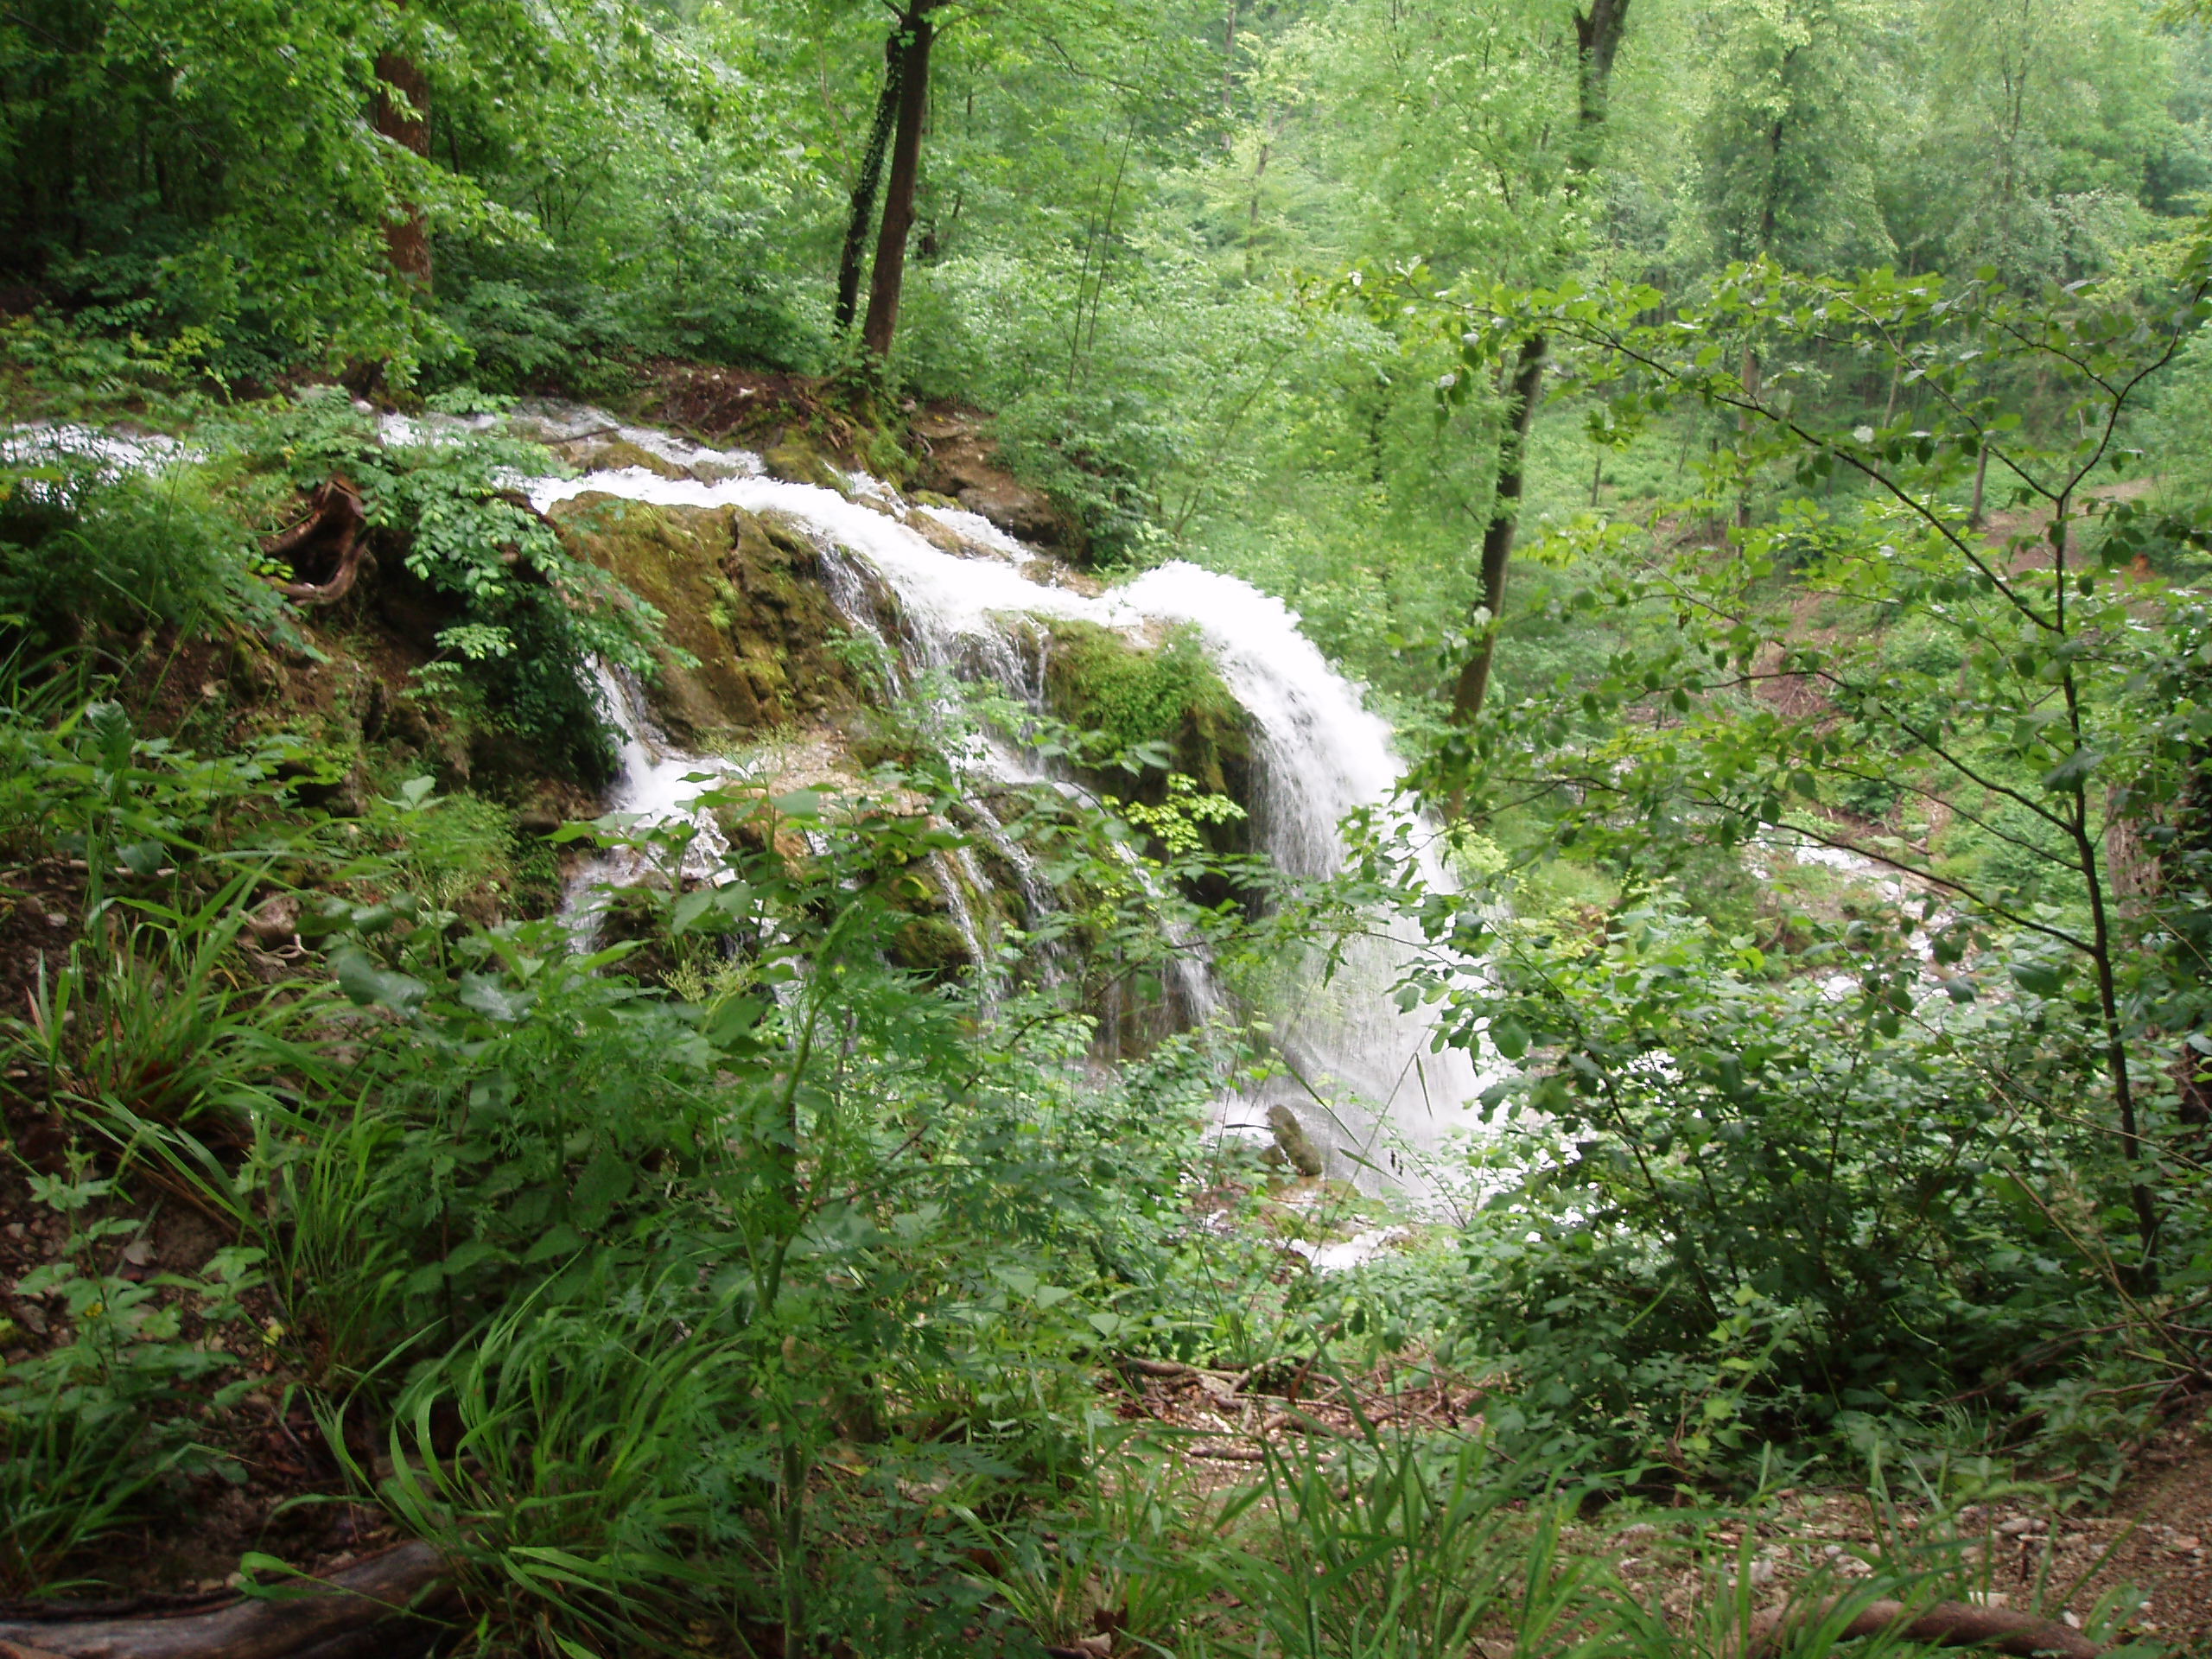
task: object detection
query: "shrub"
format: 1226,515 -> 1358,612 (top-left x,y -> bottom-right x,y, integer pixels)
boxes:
0,454 -> 285,650
1408,893 -> 2123,1479
211,391 -> 674,784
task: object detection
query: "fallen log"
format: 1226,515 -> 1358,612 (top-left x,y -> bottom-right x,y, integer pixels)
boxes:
1734,1594 -> 2101,1659
262,478 -> 368,606
0,1542 -> 448,1659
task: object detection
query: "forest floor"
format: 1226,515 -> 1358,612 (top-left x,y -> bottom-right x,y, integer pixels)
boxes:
7,1090 -> 2206,1649
1120,1351 -> 2212,1648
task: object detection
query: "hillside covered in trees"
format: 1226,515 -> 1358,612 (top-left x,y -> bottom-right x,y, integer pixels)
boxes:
5,1 -> 2212,1655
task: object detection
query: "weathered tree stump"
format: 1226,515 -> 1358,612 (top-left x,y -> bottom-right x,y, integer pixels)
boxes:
263,478 -> 368,605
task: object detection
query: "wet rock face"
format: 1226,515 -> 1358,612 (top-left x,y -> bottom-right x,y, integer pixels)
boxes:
1040,620 -> 1255,849
552,435 -> 689,480
761,438 -> 849,494
549,495 -> 860,740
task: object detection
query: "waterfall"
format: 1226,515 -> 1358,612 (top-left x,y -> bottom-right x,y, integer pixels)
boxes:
518,407 -> 1497,1196
560,660 -> 742,941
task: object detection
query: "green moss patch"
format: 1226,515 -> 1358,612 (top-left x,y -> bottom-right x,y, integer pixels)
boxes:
1041,620 -> 1251,808
551,496 -> 860,741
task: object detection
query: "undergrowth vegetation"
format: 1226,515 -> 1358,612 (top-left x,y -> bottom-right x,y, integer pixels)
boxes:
9,0 -> 2212,1645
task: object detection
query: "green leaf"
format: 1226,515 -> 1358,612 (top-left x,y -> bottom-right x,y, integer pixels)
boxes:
571,1148 -> 634,1229
524,1223 -> 588,1264
1490,1016 -> 1530,1061
2038,748 -> 2103,791
119,839 -> 167,874
331,946 -> 427,1014
670,888 -> 718,935
458,973 -> 534,1022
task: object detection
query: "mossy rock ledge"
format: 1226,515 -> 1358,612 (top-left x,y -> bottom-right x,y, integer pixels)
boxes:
550,495 -> 861,741
1040,618 -> 1255,825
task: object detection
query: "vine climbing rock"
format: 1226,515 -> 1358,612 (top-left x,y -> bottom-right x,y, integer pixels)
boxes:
260,477 -> 368,606
0,1541 -> 450,1658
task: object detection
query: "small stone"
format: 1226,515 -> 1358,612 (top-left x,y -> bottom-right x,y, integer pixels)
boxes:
121,1238 -> 156,1267
2063,1612 -> 2082,1630
246,893 -> 301,945
1999,1516 -> 2035,1536
2168,1535 -> 2200,1552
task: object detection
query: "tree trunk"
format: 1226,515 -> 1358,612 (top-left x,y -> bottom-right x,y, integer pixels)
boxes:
1452,0 -> 1629,729
0,1542 -> 448,1659
860,2 -> 938,365
1452,334 -> 1548,724
834,34 -> 906,337
1726,1594 -> 2100,1659
1222,0 -> 1238,129
372,51 -> 432,290
1735,346 -> 1761,532
1572,0 -> 1630,160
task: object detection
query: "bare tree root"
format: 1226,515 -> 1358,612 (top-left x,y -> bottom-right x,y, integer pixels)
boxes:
0,1541 -> 448,1659
263,478 -> 368,605
1729,1594 -> 2101,1659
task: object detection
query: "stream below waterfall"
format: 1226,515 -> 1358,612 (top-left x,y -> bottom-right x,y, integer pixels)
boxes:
496,405 -> 1503,1200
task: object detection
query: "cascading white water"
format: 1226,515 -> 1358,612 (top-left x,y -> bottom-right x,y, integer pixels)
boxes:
518,406 -> 1497,1196
560,661 -> 745,940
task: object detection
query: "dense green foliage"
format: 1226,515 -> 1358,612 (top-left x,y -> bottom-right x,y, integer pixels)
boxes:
8,0 -> 2212,1652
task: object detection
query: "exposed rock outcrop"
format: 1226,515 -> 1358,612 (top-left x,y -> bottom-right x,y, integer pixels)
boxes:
911,410 -> 1083,556
550,496 -> 863,741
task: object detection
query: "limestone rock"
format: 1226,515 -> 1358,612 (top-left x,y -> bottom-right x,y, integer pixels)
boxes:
1267,1103 -> 1325,1178
762,438 -> 849,493
556,435 -> 687,480
548,495 -> 860,741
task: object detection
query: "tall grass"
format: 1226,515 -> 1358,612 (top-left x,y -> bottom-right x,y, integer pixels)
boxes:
321,1285 -> 738,1657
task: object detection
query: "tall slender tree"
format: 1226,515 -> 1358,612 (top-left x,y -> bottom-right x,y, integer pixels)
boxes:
374,45 -> 434,290
861,0 -> 943,362
1451,0 -> 1632,728
834,33 -> 906,336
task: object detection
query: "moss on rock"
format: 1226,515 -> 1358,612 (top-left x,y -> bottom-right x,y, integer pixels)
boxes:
762,437 -> 849,493
1041,620 -> 1250,799
550,496 -> 860,742
556,435 -> 688,479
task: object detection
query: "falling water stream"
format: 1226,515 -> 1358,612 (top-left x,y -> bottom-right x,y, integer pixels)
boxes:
504,408 -> 1499,1198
